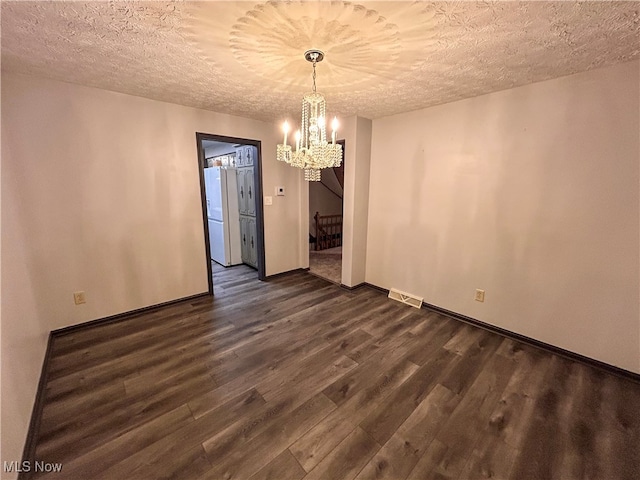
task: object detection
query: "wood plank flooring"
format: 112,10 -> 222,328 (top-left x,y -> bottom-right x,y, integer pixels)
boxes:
31,263 -> 640,479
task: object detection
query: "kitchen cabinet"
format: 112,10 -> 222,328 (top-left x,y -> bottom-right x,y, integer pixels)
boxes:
236,145 -> 258,269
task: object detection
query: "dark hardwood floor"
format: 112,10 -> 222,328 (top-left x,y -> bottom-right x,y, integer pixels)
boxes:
31,263 -> 640,479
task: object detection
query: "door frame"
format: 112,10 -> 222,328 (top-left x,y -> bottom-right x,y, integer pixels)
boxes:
196,132 -> 267,295
308,139 -> 346,283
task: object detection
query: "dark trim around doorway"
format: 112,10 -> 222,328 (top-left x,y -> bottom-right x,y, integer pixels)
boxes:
195,133 -> 267,295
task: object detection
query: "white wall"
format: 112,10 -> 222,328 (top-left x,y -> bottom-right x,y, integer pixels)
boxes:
0,70 -> 5,472
342,116 -> 372,287
367,61 -> 640,373
1,72 -> 303,472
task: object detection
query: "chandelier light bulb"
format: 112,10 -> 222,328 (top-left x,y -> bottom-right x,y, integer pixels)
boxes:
331,117 -> 338,145
295,130 -> 301,152
282,120 -> 290,146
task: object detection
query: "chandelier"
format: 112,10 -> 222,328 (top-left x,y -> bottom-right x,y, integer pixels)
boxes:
276,50 -> 343,181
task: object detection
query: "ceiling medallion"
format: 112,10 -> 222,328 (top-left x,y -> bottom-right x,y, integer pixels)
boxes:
276,50 -> 342,182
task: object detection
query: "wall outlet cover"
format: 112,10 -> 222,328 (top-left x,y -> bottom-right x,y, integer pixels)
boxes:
73,291 -> 86,305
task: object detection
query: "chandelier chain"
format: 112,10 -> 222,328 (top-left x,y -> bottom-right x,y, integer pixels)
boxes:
312,60 -> 317,93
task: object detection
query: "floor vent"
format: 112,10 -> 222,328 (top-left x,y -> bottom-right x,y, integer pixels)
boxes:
388,288 -> 423,309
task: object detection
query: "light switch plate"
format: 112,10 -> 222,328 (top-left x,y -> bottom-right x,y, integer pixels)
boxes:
264,196 -> 273,205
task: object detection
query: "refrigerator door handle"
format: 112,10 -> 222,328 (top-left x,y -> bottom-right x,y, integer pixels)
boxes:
240,186 -> 244,199
248,186 -> 252,199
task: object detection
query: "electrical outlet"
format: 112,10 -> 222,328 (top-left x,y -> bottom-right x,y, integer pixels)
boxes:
276,186 -> 285,196
73,291 -> 86,305
474,289 -> 485,302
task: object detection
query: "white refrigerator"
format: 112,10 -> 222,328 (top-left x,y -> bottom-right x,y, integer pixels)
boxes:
205,167 -> 242,266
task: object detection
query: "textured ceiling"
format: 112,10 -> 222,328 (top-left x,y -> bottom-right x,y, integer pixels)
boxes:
2,1 -> 639,122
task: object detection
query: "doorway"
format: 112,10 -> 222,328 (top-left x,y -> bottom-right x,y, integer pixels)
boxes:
196,132 -> 266,295
308,139 -> 345,284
